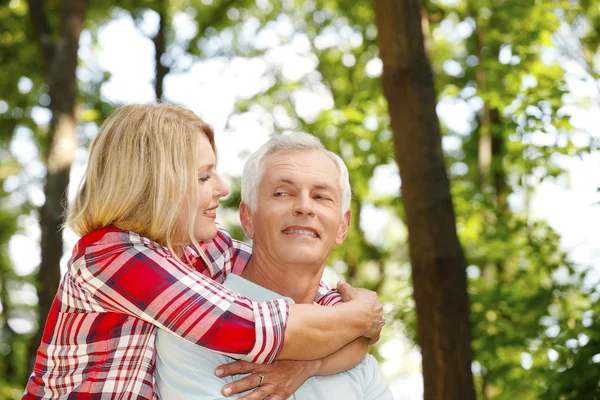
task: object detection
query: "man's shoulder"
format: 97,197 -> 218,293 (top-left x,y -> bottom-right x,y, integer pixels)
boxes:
359,353 -> 379,367
354,354 -> 394,400
344,353 -> 380,377
322,353 -> 392,399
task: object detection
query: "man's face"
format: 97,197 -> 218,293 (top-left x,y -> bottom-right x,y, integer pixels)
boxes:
241,149 -> 351,268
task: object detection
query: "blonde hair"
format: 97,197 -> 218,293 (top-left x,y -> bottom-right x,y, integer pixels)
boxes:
67,103 -> 215,271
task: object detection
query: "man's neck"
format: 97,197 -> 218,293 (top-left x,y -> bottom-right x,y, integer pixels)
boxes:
241,251 -> 325,304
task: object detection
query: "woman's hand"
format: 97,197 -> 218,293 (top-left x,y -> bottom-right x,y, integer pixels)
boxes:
337,281 -> 384,344
216,359 -> 320,400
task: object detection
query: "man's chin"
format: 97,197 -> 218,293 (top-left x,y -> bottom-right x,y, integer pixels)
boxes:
279,248 -> 320,264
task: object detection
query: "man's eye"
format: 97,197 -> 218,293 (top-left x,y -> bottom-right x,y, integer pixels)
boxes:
315,195 -> 330,200
199,175 -> 211,182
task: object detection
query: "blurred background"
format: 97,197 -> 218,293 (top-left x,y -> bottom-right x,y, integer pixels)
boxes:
1,0 -> 599,399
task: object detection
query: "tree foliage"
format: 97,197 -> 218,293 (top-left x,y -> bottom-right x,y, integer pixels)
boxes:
0,0 -> 599,398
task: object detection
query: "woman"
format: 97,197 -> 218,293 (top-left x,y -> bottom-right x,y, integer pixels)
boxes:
24,104 -> 383,399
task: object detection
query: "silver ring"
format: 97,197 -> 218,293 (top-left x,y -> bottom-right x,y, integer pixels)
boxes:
382,316 -> 386,326
257,374 -> 264,387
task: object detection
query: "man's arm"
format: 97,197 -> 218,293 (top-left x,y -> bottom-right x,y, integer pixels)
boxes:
217,284 -> 377,399
215,338 -> 369,399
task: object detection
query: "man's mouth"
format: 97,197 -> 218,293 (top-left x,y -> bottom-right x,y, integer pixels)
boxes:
282,227 -> 319,238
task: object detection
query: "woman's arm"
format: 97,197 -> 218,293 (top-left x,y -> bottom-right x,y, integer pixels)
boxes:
279,283 -> 382,360
199,228 -> 383,360
313,337 -> 369,375
77,238 -> 381,363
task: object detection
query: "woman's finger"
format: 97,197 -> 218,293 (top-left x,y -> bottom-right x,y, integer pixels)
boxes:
222,373 -> 264,397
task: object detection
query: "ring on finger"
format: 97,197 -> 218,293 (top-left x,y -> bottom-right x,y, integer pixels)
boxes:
381,316 -> 386,326
256,373 -> 265,387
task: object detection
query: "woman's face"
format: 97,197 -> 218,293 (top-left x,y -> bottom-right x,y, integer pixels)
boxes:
179,133 -> 229,244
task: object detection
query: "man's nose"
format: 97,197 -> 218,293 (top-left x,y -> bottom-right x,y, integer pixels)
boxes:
292,194 -> 315,217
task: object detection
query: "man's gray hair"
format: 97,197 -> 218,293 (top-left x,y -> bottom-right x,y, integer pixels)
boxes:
241,132 -> 351,213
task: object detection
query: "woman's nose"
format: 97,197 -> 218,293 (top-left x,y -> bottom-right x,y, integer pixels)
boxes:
214,173 -> 230,198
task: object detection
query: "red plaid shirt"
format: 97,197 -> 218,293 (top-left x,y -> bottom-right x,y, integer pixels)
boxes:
24,225 -> 341,399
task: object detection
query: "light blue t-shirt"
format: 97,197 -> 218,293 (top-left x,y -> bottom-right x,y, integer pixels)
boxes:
155,274 -> 393,400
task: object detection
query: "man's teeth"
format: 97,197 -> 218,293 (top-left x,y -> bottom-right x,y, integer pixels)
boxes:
204,209 -> 216,215
284,229 -> 317,238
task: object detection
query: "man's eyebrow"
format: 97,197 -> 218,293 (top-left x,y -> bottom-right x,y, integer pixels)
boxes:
276,178 -> 295,185
274,178 -> 337,192
315,183 -> 336,191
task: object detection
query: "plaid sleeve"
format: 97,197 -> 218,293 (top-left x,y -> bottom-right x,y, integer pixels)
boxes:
74,241 -> 288,364
315,281 -> 343,306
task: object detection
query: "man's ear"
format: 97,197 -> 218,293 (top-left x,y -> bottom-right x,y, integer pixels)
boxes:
335,209 -> 352,246
239,202 -> 255,240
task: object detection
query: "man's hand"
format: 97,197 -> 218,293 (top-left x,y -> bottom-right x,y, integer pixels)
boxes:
216,359 -> 320,400
337,281 -> 384,344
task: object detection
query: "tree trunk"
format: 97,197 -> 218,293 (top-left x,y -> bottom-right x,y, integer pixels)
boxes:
472,27 -> 494,193
469,7 -> 503,196
26,0 -> 87,375
152,0 -> 169,101
372,1 -> 476,399
470,8 -> 509,287
0,261 -> 17,380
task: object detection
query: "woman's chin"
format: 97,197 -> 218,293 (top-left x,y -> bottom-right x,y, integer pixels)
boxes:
195,225 -> 218,242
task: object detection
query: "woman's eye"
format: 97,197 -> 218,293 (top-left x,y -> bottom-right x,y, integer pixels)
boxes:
274,192 -> 288,197
199,175 -> 211,182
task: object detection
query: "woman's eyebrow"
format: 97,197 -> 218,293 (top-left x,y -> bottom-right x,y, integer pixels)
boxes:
197,163 -> 215,173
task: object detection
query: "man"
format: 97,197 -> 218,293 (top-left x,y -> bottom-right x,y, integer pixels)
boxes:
155,133 -> 393,399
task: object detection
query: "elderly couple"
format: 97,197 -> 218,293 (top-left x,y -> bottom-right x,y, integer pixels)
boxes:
24,104 -> 393,399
